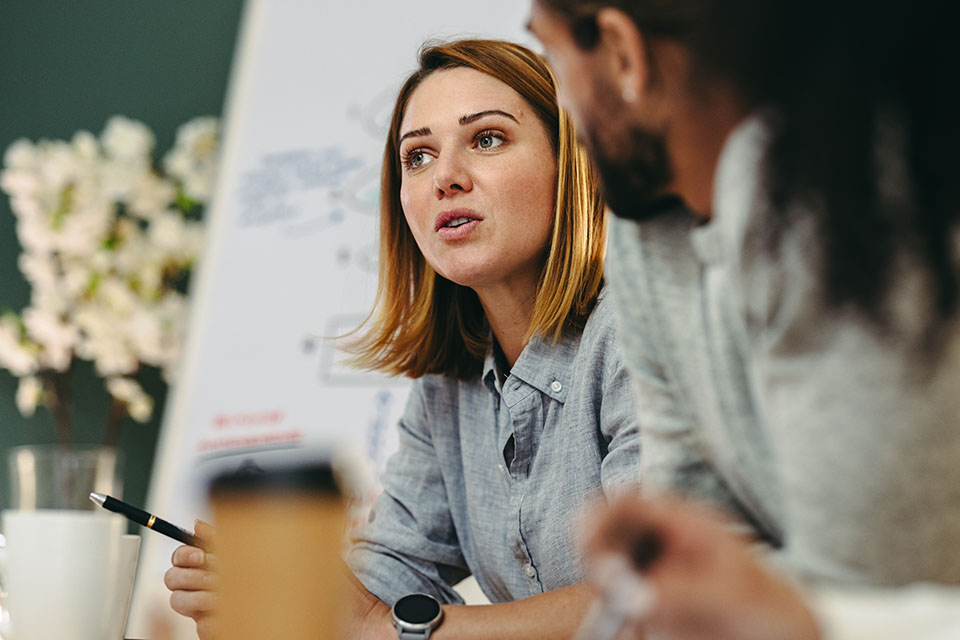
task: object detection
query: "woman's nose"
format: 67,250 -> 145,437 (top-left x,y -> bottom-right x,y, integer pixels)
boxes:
433,151 -> 473,196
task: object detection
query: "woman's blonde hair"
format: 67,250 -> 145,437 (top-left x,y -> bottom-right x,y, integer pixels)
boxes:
347,39 -> 605,379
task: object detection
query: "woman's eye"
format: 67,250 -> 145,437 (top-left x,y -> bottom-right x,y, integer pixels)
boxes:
476,134 -> 504,150
404,150 -> 434,170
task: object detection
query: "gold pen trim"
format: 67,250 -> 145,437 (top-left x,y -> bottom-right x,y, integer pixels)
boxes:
147,514 -> 156,529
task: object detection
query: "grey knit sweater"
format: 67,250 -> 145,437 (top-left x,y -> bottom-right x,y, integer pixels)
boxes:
605,117 -> 960,586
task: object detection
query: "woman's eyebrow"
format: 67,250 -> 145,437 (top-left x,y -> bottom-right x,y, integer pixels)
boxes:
399,126 -> 431,144
459,109 -> 518,125
399,110 -> 518,143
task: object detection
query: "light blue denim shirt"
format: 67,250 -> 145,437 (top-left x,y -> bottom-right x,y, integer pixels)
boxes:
348,291 -> 641,605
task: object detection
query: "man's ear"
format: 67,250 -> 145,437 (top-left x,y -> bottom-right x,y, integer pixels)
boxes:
595,8 -> 650,105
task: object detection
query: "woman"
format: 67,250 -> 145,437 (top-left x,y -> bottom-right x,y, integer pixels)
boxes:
165,39 -> 640,638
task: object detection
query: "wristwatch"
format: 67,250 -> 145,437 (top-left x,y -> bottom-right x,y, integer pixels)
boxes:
392,593 -> 444,639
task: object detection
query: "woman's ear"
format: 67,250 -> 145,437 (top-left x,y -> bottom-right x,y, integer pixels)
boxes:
594,8 -> 651,105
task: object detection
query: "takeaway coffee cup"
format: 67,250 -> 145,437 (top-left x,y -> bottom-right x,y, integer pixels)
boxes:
0,509 -> 138,640
209,461 -> 347,640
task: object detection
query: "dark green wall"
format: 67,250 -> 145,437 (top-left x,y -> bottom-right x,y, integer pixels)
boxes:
0,2 -> 245,512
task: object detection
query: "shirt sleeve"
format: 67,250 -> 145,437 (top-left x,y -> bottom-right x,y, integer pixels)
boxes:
605,216 -> 746,512
347,378 -> 470,606
596,340 -> 643,494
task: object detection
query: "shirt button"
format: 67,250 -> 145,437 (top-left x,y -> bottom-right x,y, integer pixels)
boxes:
524,563 -> 537,578
498,463 -> 506,474
550,380 -> 562,393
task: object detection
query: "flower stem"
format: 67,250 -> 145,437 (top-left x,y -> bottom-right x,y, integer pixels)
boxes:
48,371 -> 72,445
104,397 -> 128,446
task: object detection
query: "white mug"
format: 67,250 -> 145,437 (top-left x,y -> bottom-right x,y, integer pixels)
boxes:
0,510 -> 139,640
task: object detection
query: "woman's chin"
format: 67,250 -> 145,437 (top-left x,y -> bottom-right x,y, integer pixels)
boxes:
434,263 -> 499,289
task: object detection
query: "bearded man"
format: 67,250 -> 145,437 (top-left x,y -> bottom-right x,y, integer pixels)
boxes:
528,1 -> 960,637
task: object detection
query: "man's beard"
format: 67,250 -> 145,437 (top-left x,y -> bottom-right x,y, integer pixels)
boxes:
582,117 -> 680,221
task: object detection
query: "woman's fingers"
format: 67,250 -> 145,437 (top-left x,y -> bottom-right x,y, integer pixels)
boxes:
167,522 -> 221,632
169,587 -> 219,618
164,566 -> 219,591
196,615 -> 219,640
171,544 -> 219,570
171,544 -> 206,567
195,519 -> 216,540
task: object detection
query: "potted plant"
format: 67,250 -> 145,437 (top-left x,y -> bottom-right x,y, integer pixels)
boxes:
0,115 -> 218,508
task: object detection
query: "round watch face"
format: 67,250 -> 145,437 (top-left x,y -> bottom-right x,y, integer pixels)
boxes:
393,594 -> 441,625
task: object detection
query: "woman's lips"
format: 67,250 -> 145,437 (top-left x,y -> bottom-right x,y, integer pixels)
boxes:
434,209 -> 482,240
437,218 -> 480,240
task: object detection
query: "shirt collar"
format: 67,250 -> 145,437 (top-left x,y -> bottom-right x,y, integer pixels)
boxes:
481,292 -> 606,402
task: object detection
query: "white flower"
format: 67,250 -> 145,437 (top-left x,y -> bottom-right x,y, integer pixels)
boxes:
127,307 -> 166,365
30,286 -> 72,317
128,395 -> 153,423
71,130 -> 99,163
9,197 -> 46,224
182,172 -> 214,203
15,376 -> 44,418
106,376 -> 140,400
15,217 -> 56,254
182,220 -> 205,259
1,115 -> 215,432
84,335 -> 138,376
156,294 -> 187,382
99,158 -> 148,202
148,209 -> 188,254
3,138 -> 39,171
113,241 -> 147,279
164,116 -> 219,202
22,307 -> 78,372
74,304 -> 138,376
97,277 -> 138,315
73,303 -> 109,337
17,252 -> 57,292
106,377 -> 153,423
60,259 -> 95,299
128,172 -> 175,220
55,203 -> 113,257
135,259 -> 165,300
101,116 -> 154,161
38,140 -> 83,192
0,167 -> 43,201
0,316 -> 39,377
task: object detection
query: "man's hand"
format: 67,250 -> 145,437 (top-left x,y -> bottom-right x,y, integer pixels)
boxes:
583,495 -> 822,640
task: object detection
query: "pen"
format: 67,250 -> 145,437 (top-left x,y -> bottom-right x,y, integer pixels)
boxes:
89,492 -> 208,552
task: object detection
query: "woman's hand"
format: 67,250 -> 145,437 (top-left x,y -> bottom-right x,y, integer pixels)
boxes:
583,495 -> 822,640
164,520 -> 219,639
163,519 -> 394,639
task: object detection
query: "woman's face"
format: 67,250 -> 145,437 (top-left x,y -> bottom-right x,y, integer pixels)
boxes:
397,67 -> 557,292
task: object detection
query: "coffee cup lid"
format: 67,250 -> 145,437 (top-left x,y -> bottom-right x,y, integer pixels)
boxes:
209,460 -> 341,496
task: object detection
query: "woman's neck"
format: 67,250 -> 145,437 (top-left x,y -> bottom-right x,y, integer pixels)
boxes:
475,277 -> 539,369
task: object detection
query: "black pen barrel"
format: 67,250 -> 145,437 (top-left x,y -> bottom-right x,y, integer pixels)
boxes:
100,494 -> 208,551
152,517 -> 204,549
102,494 -> 151,527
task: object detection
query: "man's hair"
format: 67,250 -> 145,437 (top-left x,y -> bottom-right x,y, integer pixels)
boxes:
542,0 -> 960,326
346,39 -> 605,379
